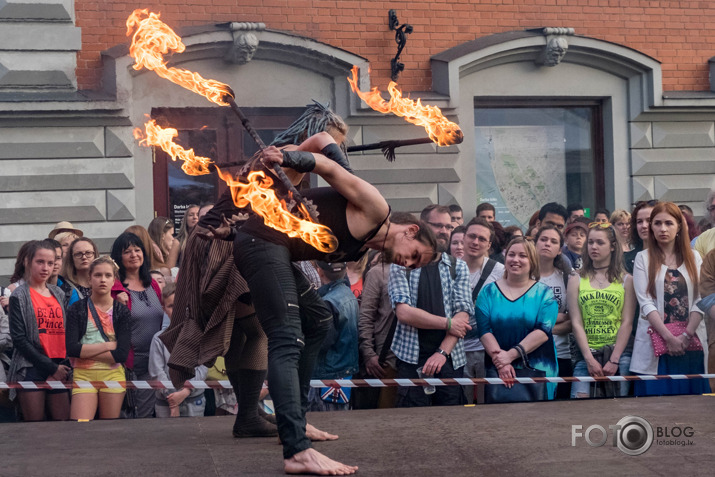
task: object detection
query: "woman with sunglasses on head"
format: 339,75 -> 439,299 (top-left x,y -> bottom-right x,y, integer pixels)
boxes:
66,256 -> 130,420
476,237 -> 559,402
631,202 -> 710,396
148,217 -> 180,270
175,204 -> 200,267
110,232 -> 164,418
7,239 -> 70,421
567,222 -> 636,398
62,237 -> 100,306
534,225 -> 574,399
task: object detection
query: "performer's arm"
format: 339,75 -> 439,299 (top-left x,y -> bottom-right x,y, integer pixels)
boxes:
262,139 -> 388,226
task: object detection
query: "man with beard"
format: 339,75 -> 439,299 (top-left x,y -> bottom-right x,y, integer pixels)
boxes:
388,205 -> 474,407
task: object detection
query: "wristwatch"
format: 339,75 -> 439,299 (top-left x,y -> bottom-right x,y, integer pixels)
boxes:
437,348 -> 450,358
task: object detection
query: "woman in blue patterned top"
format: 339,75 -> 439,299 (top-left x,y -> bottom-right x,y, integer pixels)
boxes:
476,237 -> 559,401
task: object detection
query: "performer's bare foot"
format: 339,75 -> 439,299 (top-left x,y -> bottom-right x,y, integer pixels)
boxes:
306,423 -> 339,441
284,448 -> 357,475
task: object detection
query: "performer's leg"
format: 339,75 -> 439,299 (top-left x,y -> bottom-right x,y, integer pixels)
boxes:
225,305 -> 276,437
234,232 -> 312,459
293,265 -> 332,416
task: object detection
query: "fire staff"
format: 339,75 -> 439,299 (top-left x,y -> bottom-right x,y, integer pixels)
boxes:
209,131 -> 437,475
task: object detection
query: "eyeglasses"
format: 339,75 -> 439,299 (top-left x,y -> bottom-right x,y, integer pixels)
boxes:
427,222 -> 454,232
466,234 -> 490,244
589,222 -> 612,229
73,251 -> 96,259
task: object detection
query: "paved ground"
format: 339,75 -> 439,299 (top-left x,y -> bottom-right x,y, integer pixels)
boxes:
1,395 -> 714,476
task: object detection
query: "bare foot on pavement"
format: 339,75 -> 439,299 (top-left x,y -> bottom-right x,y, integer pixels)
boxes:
284,448 -> 357,475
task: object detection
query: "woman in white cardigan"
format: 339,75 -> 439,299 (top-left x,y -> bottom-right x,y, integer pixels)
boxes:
631,202 -> 710,395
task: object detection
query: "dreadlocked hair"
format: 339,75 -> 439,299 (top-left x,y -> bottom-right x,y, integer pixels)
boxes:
271,100 -> 348,152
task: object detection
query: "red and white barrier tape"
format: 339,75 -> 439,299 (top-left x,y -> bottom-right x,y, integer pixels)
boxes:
1,374 -> 713,390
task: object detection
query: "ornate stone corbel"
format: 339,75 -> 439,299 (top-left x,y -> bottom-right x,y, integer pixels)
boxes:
225,22 -> 266,65
535,27 -> 575,67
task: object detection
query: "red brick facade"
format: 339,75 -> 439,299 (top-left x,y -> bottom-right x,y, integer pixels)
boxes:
76,1 -> 715,92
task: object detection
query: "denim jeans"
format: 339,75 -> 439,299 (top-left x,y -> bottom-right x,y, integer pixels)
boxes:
234,231 -> 332,459
571,353 -> 631,398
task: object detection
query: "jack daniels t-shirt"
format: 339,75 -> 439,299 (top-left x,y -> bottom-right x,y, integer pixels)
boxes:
29,287 -> 66,359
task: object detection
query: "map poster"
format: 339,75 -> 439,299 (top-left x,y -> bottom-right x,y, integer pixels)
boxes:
475,125 -> 567,229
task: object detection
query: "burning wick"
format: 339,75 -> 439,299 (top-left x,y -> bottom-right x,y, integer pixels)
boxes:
126,8 -> 337,253
135,119 -> 338,253
347,66 -> 463,147
126,9 -> 234,106
134,120 -> 212,175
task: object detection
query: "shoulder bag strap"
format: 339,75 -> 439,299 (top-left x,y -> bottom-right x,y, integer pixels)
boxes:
378,313 -> 398,367
472,258 -> 496,303
87,299 -> 110,343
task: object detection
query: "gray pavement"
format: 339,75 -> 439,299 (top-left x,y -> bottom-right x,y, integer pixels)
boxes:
1,395 -> 714,476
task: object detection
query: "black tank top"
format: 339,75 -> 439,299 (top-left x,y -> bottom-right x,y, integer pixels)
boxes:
198,188 -> 247,229
240,187 -> 385,263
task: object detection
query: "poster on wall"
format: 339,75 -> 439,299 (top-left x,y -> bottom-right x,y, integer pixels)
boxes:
167,129 -> 219,232
474,125 -> 567,229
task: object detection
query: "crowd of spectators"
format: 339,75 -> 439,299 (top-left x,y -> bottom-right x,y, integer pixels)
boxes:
2,188 -> 715,422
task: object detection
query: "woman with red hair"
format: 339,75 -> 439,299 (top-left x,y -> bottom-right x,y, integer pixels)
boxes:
631,202 -> 710,395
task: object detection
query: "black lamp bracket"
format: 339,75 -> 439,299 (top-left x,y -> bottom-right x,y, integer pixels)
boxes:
388,10 -> 413,82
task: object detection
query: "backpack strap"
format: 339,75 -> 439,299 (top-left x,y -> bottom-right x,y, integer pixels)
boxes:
87,299 -> 110,342
472,258 -> 497,303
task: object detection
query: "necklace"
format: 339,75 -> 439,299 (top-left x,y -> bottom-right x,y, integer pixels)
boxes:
592,272 -> 610,288
380,220 -> 391,253
592,265 -> 609,270
504,280 -> 530,300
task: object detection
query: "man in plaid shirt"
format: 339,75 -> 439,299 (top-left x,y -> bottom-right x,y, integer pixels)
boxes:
388,205 -> 475,406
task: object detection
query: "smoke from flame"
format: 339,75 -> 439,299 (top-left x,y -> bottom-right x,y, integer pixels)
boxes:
347,66 -> 463,146
136,119 -> 338,253
126,9 -> 233,105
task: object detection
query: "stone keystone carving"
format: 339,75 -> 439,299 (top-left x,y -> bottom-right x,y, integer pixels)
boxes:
225,22 -> 266,65
535,27 -> 575,67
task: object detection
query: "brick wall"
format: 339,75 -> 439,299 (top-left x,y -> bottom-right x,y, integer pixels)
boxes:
76,0 -> 715,92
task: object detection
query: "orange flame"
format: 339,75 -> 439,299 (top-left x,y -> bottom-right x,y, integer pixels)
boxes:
126,9 -> 233,105
136,119 -> 338,253
217,168 -> 338,253
134,120 -> 212,176
347,66 -> 463,147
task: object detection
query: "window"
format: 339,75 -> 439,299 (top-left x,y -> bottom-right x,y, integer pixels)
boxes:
474,100 -> 604,228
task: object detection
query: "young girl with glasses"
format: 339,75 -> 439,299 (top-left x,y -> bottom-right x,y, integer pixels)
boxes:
62,237 -> 99,305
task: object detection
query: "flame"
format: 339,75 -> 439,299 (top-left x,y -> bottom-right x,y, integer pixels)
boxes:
136,119 -> 338,253
217,168 -> 339,253
126,9 -> 233,105
134,120 -> 213,175
347,66 -> 463,146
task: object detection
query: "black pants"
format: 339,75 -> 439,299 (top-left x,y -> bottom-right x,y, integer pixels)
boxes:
396,358 -> 464,407
234,231 -> 331,459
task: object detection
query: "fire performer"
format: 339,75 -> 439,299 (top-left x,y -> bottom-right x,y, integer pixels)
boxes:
208,132 -> 437,475
160,103 -> 352,440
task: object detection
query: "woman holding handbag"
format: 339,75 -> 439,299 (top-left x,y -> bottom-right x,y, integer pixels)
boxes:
567,223 -> 636,399
631,202 -> 710,395
66,256 -> 131,420
476,237 -> 559,402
